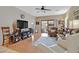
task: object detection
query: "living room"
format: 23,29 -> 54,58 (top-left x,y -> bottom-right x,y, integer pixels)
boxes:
0,6 -> 79,53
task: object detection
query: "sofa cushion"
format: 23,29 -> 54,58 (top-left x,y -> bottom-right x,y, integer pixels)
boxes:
66,33 -> 79,52
57,39 -> 68,50
57,33 -> 79,53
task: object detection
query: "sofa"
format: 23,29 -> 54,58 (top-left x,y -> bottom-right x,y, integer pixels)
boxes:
57,33 -> 79,53
36,33 -> 79,53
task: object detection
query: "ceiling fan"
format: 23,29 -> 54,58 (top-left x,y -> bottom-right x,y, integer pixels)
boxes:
35,6 -> 51,13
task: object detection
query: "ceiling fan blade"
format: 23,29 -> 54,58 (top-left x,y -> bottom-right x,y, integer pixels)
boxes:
44,9 -> 51,11
35,8 -> 41,10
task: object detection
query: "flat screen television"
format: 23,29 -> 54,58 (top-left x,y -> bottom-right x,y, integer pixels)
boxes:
17,20 -> 28,29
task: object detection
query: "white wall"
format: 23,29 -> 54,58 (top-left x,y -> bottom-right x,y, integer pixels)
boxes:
0,6 -> 35,45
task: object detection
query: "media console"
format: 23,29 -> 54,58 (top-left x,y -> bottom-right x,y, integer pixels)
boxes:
12,20 -> 33,43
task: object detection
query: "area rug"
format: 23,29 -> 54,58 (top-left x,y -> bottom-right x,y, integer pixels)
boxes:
33,37 -> 57,47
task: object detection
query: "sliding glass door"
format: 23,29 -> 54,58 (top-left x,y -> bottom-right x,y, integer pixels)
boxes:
41,20 -> 56,33
41,21 -> 48,33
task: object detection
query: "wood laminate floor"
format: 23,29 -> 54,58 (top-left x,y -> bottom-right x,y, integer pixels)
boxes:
8,33 -> 41,53
0,46 -> 17,53
8,37 -> 39,53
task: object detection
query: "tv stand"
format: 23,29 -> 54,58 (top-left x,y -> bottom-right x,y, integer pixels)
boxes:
12,20 -> 33,43
21,28 -> 32,40
12,28 -> 33,43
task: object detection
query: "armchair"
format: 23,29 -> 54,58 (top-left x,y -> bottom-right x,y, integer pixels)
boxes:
48,27 -> 57,37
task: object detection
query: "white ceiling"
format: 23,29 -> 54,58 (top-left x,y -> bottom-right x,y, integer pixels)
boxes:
16,6 -> 70,16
